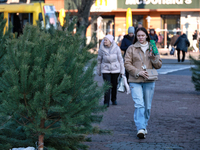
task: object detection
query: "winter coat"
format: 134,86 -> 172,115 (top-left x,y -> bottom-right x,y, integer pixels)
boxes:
120,34 -> 135,56
124,41 -> 162,83
193,33 -> 197,40
170,35 -> 179,46
174,34 -> 190,52
149,34 -> 158,43
97,40 -> 125,75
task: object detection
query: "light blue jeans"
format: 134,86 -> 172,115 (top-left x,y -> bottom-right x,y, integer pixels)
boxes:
129,82 -> 155,131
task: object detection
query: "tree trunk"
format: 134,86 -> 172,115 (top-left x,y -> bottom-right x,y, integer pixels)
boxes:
76,0 -> 94,38
38,119 -> 45,150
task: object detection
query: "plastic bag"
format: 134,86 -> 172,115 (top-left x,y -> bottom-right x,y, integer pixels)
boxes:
117,75 -> 130,94
122,75 -> 130,94
149,40 -> 159,55
117,75 -> 125,93
170,47 -> 175,55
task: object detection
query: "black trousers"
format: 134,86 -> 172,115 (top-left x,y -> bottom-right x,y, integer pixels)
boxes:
103,73 -> 120,105
177,50 -> 185,62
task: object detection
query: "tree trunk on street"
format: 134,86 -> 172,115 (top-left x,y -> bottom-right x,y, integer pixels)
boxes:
38,119 -> 45,150
74,0 -> 95,38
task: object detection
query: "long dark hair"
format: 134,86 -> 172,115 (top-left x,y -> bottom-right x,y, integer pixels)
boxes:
133,27 -> 151,44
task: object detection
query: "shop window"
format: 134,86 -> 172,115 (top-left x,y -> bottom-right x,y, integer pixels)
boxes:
161,15 -> 180,33
132,15 -> 143,28
9,13 -> 33,36
91,15 -> 114,40
161,15 -> 180,48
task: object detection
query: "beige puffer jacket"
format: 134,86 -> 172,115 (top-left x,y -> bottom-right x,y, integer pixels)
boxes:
97,40 -> 125,75
124,41 -> 162,83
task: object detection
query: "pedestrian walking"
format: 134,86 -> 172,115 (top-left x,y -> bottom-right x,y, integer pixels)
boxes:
120,26 -> 135,81
174,33 -> 190,62
170,32 -> 180,46
170,32 -> 180,56
97,34 -> 125,107
149,29 -> 158,43
192,30 -> 198,52
157,33 -> 163,48
124,27 -> 162,139
120,26 -> 135,56
135,22 -> 143,32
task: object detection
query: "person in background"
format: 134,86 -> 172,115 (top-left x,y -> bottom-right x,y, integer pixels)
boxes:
120,26 -> 135,81
97,34 -> 125,107
135,22 -> 143,32
174,33 -> 190,62
13,13 -> 22,37
157,33 -> 163,48
149,29 -> 158,43
125,27 -> 162,139
192,30 -> 198,52
117,34 -> 124,47
167,32 -> 171,48
170,32 -> 180,46
170,32 -> 180,56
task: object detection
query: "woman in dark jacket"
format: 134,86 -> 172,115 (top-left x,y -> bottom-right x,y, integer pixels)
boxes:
120,26 -> 135,56
149,29 -> 158,43
174,33 -> 190,62
120,26 -> 135,81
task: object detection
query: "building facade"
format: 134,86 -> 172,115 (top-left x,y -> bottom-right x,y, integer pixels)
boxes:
46,0 -> 200,48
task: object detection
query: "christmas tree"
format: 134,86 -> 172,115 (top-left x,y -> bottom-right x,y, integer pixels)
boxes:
190,55 -> 200,91
0,14 -> 13,76
0,14 -> 107,150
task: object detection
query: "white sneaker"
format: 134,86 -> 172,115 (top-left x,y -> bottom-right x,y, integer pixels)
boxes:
137,129 -> 146,139
144,129 -> 148,135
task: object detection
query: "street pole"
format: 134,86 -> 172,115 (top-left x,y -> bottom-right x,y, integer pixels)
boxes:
164,23 -> 167,49
146,15 -> 151,30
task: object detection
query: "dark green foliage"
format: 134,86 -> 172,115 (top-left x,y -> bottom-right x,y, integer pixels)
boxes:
190,55 -> 200,91
0,14 -> 107,150
0,14 -> 13,75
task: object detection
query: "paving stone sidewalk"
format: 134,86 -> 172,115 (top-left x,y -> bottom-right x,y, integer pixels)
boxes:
85,74 -> 200,150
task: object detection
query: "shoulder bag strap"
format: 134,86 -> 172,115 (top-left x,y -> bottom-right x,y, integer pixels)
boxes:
138,51 -> 147,70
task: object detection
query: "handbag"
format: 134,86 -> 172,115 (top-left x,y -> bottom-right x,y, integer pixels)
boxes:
117,75 -> 125,92
139,52 -> 158,81
146,69 -> 158,81
170,47 -> 175,55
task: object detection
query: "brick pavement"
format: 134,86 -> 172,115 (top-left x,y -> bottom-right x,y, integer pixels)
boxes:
85,72 -> 200,150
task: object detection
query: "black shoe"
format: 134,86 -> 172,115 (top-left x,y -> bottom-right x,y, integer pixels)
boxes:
112,101 -> 117,105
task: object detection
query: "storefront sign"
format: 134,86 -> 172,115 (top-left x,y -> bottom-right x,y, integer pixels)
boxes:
125,0 -> 192,5
90,0 -> 117,12
118,0 -> 199,9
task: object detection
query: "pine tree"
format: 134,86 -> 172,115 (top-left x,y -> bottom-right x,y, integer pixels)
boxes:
0,14 -> 34,150
0,14 -> 13,75
190,55 -> 200,91
0,14 -> 107,150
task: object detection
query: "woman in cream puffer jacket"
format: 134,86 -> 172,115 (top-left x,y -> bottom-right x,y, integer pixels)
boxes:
97,34 -> 124,107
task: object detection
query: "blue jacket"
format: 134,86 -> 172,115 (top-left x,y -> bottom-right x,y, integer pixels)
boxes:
120,35 -> 134,56
174,34 -> 190,52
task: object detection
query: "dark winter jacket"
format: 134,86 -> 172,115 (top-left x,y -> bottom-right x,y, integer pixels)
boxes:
193,33 -> 197,40
120,34 -> 134,56
149,33 -> 158,43
174,34 -> 190,52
